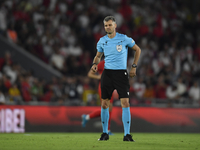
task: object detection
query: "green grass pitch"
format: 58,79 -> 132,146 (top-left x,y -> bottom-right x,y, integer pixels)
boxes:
0,133 -> 199,150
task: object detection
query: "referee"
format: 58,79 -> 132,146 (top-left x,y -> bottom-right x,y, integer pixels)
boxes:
91,16 -> 141,141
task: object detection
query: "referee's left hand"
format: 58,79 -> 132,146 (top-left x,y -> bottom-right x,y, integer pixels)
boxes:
129,67 -> 136,78
91,64 -> 98,73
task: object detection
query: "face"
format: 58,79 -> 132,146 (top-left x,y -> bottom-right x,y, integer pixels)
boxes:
104,20 -> 116,34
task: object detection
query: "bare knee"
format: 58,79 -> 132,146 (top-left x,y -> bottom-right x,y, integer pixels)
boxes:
101,99 -> 110,109
120,98 -> 130,108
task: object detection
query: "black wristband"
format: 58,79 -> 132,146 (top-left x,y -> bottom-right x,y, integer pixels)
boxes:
92,63 -> 97,66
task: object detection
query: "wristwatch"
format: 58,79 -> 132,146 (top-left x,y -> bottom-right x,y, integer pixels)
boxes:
131,64 -> 137,68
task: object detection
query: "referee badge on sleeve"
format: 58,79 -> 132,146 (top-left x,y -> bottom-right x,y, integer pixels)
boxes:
116,45 -> 122,52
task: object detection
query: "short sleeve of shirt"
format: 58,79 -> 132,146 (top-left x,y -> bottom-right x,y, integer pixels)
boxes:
97,39 -> 103,53
125,35 -> 135,48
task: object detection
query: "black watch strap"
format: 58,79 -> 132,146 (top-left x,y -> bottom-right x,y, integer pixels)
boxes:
92,63 -> 97,66
131,64 -> 137,68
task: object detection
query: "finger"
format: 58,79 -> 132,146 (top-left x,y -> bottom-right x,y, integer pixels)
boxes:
92,67 -> 96,72
130,74 -> 136,78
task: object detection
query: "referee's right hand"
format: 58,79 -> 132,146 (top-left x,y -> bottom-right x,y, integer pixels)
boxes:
129,67 -> 136,78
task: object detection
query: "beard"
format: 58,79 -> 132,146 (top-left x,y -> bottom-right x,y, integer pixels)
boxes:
106,29 -> 113,34
106,31 -> 112,34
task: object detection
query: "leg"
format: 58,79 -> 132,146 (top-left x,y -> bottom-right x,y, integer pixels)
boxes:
81,109 -> 101,127
89,110 -> 101,118
98,98 -> 110,141
121,98 -> 134,141
98,69 -> 113,140
101,98 -> 110,134
120,98 -> 131,136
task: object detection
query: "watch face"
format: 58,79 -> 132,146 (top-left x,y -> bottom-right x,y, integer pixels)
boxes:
132,64 -> 137,68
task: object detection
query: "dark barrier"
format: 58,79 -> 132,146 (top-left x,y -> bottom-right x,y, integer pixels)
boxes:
0,105 -> 200,133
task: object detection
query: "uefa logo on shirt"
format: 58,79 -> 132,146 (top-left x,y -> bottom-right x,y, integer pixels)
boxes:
116,45 -> 122,52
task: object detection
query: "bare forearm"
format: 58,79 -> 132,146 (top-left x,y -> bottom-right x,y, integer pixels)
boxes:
93,52 -> 103,65
133,49 -> 141,65
132,44 -> 141,65
91,52 -> 103,73
93,56 -> 101,65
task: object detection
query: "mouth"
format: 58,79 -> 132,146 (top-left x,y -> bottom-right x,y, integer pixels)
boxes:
106,29 -> 112,34
106,31 -> 112,34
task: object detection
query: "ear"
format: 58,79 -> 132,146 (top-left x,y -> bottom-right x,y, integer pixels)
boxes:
115,23 -> 117,29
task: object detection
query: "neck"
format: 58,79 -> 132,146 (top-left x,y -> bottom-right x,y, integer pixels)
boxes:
107,31 -> 116,39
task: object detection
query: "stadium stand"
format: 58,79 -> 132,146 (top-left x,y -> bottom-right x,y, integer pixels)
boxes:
0,0 -> 199,107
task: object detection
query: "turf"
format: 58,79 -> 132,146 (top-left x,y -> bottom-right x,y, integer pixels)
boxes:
0,133 -> 199,150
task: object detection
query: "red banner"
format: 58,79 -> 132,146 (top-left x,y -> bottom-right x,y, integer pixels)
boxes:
1,105 -> 200,133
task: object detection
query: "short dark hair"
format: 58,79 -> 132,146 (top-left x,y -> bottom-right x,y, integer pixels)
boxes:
103,16 -> 116,23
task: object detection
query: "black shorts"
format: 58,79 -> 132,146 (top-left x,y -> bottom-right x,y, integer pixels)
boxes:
101,69 -> 130,99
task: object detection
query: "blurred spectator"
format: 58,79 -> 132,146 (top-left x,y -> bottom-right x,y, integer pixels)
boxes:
143,80 -> 155,99
50,49 -> 65,72
0,90 -> 6,105
19,75 -> 32,102
1,74 -> 12,94
8,83 -> 22,104
192,56 -> 200,78
64,76 -> 83,105
0,51 -> 12,71
176,77 -> 187,98
3,63 -> 18,84
67,42 -> 83,57
42,37 -> 54,60
132,77 -> 146,99
154,75 -> 167,99
0,2 -> 7,36
32,39 -> 48,63
31,78 -> 44,101
81,28 -> 96,55
7,23 -> 18,43
166,83 -> 179,102
40,83 -> 54,102
50,77 -> 63,102
119,0 -> 132,21
166,83 -> 180,107
194,43 -> 200,62
188,81 -> 200,104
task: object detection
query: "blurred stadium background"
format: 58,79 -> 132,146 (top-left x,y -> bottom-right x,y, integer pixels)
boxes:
0,0 -> 200,133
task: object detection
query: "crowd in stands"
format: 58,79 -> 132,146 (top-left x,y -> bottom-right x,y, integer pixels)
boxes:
0,0 -> 200,106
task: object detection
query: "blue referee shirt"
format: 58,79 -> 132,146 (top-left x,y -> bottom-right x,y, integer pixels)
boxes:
97,32 -> 135,70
